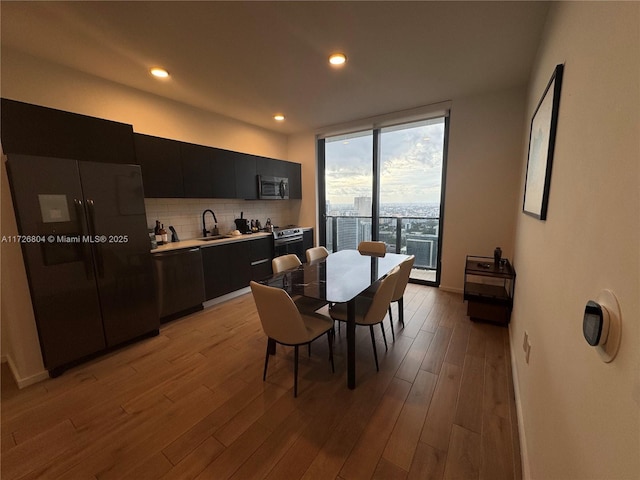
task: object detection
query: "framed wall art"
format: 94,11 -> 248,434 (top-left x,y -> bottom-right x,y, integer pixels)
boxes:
523,63 -> 564,220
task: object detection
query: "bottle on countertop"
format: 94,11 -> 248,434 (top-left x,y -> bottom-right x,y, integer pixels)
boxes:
159,223 -> 168,244
155,220 -> 163,245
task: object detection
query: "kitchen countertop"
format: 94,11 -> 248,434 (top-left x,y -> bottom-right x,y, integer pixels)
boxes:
151,231 -> 273,254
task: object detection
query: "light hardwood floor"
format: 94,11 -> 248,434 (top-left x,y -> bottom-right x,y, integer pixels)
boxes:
1,285 -> 522,480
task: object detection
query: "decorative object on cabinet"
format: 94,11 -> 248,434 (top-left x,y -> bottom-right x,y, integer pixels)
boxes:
523,63 -> 564,220
464,255 -> 516,325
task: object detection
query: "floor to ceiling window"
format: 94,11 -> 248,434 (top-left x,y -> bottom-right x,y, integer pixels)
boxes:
318,116 -> 448,286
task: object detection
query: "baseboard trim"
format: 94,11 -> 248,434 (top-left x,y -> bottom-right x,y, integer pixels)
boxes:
439,285 -> 463,294
202,287 -> 251,309
509,331 -> 531,479
5,355 -> 49,389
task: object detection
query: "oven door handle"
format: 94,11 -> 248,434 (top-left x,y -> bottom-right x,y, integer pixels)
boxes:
274,235 -> 303,246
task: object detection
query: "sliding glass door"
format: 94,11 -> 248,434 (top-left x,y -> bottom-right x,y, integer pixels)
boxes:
319,117 -> 448,286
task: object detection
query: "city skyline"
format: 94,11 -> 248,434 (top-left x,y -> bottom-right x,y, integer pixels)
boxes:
324,118 -> 445,205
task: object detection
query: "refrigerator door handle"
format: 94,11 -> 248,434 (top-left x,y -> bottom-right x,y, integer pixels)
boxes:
86,199 -> 105,278
74,199 -> 94,280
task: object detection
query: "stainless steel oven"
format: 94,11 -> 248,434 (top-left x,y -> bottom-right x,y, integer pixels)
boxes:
273,227 -> 304,262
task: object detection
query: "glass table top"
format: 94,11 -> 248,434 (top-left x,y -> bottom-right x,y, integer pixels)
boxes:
264,250 -> 410,303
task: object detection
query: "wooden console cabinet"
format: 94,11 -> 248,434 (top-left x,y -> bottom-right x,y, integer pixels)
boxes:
463,255 -> 516,325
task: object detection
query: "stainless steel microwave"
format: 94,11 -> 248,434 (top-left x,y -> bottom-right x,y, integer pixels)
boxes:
257,175 -> 289,199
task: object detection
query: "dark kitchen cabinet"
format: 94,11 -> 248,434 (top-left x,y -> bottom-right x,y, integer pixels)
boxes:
302,229 -> 314,260
1,98 -> 136,164
288,162 -> 302,199
201,242 -> 250,300
181,143 -> 237,199
180,142 -> 214,198
210,147 -> 237,198
134,133 -> 184,198
249,237 -> 274,280
256,157 -> 289,178
235,153 -> 257,200
201,236 -> 273,300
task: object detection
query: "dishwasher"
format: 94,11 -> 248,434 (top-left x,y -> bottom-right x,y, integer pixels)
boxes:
153,248 -> 206,321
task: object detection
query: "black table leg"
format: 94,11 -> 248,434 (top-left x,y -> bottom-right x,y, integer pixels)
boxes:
267,337 -> 276,355
347,298 -> 356,389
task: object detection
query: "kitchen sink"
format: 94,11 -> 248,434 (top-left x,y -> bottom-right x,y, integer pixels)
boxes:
197,235 -> 232,242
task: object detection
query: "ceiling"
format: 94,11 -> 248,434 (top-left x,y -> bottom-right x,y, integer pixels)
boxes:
1,1 -> 549,134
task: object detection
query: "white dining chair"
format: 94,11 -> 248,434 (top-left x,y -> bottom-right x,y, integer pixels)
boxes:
272,253 -> 301,273
357,241 -> 387,257
272,253 -> 327,314
250,281 -> 335,397
328,266 -> 399,371
387,255 -> 415,340
305,246 -> 330,263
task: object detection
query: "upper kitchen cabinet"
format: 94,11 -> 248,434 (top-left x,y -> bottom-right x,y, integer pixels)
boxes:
1,98 -> 136,164
255,156 -> 301,199
235,152 -> 257,200
180,142 -> 213,198
134,133 -> 184,198
181,142 -> 236,199
256,156 -> 288,178
288,162 -> 302,199
209,147 -> 237,198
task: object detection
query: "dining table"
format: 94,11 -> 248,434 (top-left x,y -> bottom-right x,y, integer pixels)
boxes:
263,249 -> 410,389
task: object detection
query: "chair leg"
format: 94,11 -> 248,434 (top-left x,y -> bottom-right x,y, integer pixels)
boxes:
369,325 -> 379,372
380,322 -> 388,351
263,340 -> 271,381
327,331 -> 335,373
399,297 -> 405,328
294,345 -> 299,397
388,306 -> 395,342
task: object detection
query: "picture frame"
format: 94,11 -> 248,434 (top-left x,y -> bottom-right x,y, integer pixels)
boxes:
523,63 -> 564,220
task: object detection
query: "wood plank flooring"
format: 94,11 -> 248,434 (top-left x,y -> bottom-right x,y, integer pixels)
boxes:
1,285 -> 522,480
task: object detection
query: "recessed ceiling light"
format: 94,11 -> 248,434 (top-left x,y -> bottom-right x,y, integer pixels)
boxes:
150,67 -> 169,78
274,114 -> 285,121
329,53 -> 347,66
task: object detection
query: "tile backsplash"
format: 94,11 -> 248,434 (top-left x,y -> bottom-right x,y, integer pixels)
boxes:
144,198 -> 297,240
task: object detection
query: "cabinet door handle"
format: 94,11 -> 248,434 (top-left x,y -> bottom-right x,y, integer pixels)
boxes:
250,258 -> 270,266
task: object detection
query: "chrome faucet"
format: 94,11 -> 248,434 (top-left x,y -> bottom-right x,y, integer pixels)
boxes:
202,209 -> 218,237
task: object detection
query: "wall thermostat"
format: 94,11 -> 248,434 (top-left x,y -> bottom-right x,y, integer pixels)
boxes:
582,290 -> 622,363
583,300 -> 609,346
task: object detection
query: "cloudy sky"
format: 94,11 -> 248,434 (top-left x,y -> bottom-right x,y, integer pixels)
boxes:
325,118 -> 445,206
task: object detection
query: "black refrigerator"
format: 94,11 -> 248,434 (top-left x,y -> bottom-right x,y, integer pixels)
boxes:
7,154 -> 159,375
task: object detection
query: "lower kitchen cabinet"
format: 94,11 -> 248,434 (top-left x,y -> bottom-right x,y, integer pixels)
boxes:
202,242 -> 250,300
302,228 -> 314,259
201,236 -> 273,300
249,237 -> 274,281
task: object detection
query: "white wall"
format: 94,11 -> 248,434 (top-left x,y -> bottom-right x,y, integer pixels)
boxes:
288,132 -> 318,234
441,87 -> 527,291
0,47 -> 294,385
1,159 -> 48,386
511,3 -> 639,479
